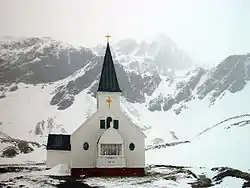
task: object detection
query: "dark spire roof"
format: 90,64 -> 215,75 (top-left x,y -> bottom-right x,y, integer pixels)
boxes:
97,43 -> 122,92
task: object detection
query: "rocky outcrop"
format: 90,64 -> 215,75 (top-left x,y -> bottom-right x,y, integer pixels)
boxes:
1,37 -> 250,113
0,132 -> 40,158
148,54 -> 250,115
189,175 -> 213,187
1,146 -> 19,158
175,83 -> 192,104
0,37 -> 97,84
197,55 -> 250,102
51,60 -> 161,109
17,140 -> 34,154
8,84 -> 18,92
33,118 -> 65,135
212,167 -> 250,185
148,94 -> 163,111
188,67 -> 207,90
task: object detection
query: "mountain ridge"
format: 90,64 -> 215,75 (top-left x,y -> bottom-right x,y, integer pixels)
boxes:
0,36 -> 250,179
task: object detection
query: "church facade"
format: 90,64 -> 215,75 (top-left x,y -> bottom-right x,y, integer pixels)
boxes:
46,41 -> 146,177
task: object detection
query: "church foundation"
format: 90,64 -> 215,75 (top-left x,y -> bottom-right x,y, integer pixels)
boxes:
70,168 -> 145,177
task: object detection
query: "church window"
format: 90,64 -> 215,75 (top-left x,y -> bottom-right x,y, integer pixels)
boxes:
83,142 -> 89,150
100,120 -> 105,129
129,143 -> 135,151
106,117 -> 112,129
113,120 -> 119,129
100,144 -> 122,156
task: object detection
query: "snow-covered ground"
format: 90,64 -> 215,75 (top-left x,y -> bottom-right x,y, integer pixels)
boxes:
1,67 -> 250,187
0,163 -> 249,188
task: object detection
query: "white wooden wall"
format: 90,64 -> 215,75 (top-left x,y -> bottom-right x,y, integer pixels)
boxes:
46,150 -> 70,168
70,91 -> 145,168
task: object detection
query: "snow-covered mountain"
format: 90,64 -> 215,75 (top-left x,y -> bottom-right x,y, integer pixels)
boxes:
0,36 -> 250,187
93,34 -> 193,74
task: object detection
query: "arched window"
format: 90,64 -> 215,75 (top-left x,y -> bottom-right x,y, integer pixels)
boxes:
113,120 -> 119,129
106,117 -> 112,129
98,128 -> 124,156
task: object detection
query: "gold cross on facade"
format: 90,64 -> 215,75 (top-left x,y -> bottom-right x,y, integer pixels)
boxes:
106,96 -> 112,108
105,34 -> 111,43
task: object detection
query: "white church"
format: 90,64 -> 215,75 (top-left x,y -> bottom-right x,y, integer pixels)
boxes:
46,38 -> 146,177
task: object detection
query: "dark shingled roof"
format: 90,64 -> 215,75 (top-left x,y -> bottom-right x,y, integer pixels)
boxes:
97,43 -> 122,92
46,134 -> 71,151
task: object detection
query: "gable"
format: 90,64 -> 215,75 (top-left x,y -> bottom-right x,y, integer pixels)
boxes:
72,111 -> 99,137
71,107 -> 146,139
46,134 -> 71,151
72,109 -> 118,136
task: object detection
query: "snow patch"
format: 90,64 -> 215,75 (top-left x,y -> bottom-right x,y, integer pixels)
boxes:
43,164 -> 70,176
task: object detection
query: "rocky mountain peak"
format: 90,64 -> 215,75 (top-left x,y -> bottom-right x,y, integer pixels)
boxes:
1,36 -> 249,115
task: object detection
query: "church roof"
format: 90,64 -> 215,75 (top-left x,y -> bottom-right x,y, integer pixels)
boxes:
97,42 -> 122,92
46,134 -> 71,151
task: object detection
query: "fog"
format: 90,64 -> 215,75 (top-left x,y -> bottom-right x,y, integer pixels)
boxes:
1,0 -> 250,64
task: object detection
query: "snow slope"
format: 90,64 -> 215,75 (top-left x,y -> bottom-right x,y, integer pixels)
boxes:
144,83 -> 250,171
1,36 -> 250,187
1,80 -> 250,172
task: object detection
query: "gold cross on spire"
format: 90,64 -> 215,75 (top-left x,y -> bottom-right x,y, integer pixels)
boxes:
106,96 -> 112,108
105,33 -> 111,43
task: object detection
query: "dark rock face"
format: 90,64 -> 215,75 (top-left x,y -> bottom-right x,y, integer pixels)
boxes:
0,93 -> 5,99
0,37 -> 95,84
34,120 -> 46,135
187,67 -> 207,90
174,104 -> 187,115
212,167 -> 250,186
116,63 -> 161,103
148,54 -> 250,114
197,55 -> 249,101
1,37 -> 162,109
190,175 -> 213,188
57,94 -> 74,110
148,94 -> 163,111
17,140 -> 33,154
246,65 -> 250,80
51,59 -> 161,109
1,37 -> 250,113
1,146 -> 19,158
175,83 -> 192,104
162,96 -> 175,111
8,84 -> 18,92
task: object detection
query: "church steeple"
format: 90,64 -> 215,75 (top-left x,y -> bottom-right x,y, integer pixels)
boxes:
97,36 -> 122,92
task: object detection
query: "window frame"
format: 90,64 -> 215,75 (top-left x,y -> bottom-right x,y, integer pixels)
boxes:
113,120 -> 119,129
106,117 -> 112,129
129,143 -> 135,151
100,119 -> 105,129
83,142 -> 89,151
99,143 -> 123,157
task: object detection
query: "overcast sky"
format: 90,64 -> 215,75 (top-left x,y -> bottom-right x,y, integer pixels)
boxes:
1,0 -> 250,64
